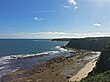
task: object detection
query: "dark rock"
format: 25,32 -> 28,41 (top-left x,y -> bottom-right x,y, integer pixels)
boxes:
66,75 -> 72,79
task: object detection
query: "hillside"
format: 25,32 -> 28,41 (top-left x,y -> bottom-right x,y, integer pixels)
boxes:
66,37 -> 110,51
51,38 -> 71,41
92,43 -> 110,74
81,43 -> 110,82
81,70 -> 110,82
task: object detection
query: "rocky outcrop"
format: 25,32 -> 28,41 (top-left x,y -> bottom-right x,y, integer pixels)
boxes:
92,43 -> 110,74
81,43 -> 110,82
66,37 -> 110,51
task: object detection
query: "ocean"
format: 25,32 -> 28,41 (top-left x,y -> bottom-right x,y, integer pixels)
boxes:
0,39 -> 74,78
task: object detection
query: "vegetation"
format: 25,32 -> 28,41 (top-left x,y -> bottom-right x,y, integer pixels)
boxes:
51,38 -> 71,41
81,70 -> 110,82
2,37 -> 110,82
52,37 -> 110,82
66,37 -> 110,51
81,43 -> 110,82
92,43 -> 110,74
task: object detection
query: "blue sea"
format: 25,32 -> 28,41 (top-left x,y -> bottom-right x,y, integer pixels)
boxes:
0,39 -> 76,78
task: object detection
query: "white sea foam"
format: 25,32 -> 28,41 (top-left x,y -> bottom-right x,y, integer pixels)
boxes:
12,68 -> 19,72
0,56 -> 11,65
0,50 -> 61,66
0,46 -> 69,65
56,46 -> 76,53
0,68 -> 19,78
0,66 -> 5,70
56,46 -> 68,52
0,51 -> 61,78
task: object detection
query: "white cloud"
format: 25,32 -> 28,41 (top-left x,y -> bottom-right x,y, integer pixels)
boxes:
66,0 -> 78,10
34,17 -> 44,21
74,6 -> 78,9
68,0 -> 77,6
93,23 -> 101,27
63,5 -> 70,8
29,32 -> 65,35
0,32 -> 110,39
34,17 -> 38,20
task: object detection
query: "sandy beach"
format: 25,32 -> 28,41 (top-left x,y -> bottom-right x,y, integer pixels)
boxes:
69,52 -> 100,82
69,59 -> 97,82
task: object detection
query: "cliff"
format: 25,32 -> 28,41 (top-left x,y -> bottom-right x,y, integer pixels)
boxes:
51,38 -> 71,41
66,37 -> 110,51
81,43 -> 110,82
92,43 -> 110,74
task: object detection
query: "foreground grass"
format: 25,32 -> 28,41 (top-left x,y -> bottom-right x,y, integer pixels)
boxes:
81,69 -> 110,82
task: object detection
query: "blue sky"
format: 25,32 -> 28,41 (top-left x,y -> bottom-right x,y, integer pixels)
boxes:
0,0 -> 110,38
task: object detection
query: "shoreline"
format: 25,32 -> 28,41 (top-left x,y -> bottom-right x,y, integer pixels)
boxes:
1,50 -> 100,82
69,59 -> 98,82
69,52 -> 100,82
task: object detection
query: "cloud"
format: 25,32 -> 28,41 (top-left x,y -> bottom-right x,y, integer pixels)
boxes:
38,18 -> 44,21
68,0 -> 77,6
64,0 -> 78,10
93,23 -> 101,27
34,17 -> 38,20
34,17 -> 44,21
74,6 -> 78,9
0,32 -> 110,39
29,32 -> 65,35
63,5 -> 70,8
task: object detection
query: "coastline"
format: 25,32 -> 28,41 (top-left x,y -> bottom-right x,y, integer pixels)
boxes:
69,58 -> 98,82
1,49 -> 100,82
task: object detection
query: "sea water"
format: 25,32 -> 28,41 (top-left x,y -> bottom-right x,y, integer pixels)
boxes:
0,39 -> 74,78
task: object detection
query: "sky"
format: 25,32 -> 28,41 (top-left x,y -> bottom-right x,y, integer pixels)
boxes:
0,0 -> 110,38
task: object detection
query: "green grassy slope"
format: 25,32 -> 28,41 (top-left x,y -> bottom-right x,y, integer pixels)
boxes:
81,70 -> 110,82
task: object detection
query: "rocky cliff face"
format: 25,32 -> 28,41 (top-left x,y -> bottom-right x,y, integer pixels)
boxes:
66,37 -> 110,51
81,43 -> 110,82
92,43 -> 110,74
